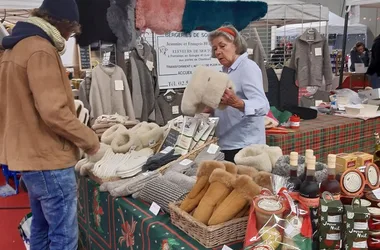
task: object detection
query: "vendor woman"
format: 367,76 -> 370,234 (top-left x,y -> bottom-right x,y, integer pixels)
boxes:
205,25 -> 270,163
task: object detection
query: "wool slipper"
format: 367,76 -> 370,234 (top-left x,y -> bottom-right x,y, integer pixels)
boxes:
222,161 -> 238,174
208,175 -> 262,225
135,123 -> 164,147
181,66 -> 235,116
237,165 -> 259,177
101,124 -> 128,145
180,160 -> 225,213
111,131 -> 143,153
193,169 -> 236,225
234,146 -> 272,172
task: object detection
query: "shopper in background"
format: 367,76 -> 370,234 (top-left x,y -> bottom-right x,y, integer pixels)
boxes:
0,0 -> 99,249
204,25 -> 270,163
367,35 -> 380,88
350,42 -> 370,72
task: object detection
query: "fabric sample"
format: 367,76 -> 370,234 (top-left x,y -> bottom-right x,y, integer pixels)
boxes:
181,0 -> 268,33
138,177 -> 189,213
166,159 -> 197,174
163,171 -> 196,192
135,0 -> 185,34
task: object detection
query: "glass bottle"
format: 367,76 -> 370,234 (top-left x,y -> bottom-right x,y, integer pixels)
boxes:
374,132 -> 380,167
287,152 -> 302,192
299,156 -> 320,247
320,154 -> 341,200
300,149 -> 314,181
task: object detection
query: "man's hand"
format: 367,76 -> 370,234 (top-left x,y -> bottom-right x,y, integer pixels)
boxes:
220,89 -> 245,111
86,143 -> 100,156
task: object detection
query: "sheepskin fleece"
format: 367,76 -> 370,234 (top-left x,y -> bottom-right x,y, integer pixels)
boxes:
135,0 -> 185,34
181,0 -> 268,33
234,147 -> 272,172
181,66 -> 235,116
107,0 -> 139,51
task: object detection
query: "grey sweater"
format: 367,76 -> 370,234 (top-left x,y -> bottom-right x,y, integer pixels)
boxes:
289,28 -> 333,88
89,65 -> 135,120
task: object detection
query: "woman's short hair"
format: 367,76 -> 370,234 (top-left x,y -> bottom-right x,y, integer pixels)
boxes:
31,8 -> 81,35
355,42 -> 365,49
208,25 -> 247,58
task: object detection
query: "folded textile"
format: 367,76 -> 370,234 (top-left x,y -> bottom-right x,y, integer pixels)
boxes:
95,113 -> 131,124
75,143 -> 111,176
194,145 -> 224,165
117,148 -> 154,178
94,128 -> 109,134
265,110 -> 279,128
163,171 -> 196,192
273,155 -> 328,183
181,66 -> 235,116
184,167 -> 198,177
142,149 -> 181,172
92,123 -> 118,130
165,159 -> 197,174
105,171 -> 162,197
138,176 -> 189,213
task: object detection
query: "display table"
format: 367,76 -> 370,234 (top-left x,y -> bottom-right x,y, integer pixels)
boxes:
77,176 -> 243,250
266,114 -> 380,161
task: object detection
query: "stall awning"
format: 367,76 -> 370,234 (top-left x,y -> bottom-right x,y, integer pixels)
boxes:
0,1 -> 42,9
346,0 -> 380,8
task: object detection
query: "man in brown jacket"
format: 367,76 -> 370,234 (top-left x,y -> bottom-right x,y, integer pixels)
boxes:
0,0 -> 99,249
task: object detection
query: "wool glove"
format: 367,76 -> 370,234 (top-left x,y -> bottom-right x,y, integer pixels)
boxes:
193,168 -> 236,225
208,175 -> 262,225
180,160 -> 225,213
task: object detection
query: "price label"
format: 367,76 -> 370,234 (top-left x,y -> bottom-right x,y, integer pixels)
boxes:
149,202 -> 161,216
180,159 -> 193,166
207,144 -> 219,154
161,146 -> 174,154
115,80 -> 124,91
221,245 -> 233,250
172,106 -> 179,115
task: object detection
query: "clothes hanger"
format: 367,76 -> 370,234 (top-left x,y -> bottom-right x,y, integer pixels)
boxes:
164,89 -> 176,96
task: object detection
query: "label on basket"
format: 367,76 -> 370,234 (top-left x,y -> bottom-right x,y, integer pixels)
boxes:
207,144 -> 219,154
161,146 -> 174,154
180,159 -> 193,166
149,202 -> 161,216
222,245 -> 233,250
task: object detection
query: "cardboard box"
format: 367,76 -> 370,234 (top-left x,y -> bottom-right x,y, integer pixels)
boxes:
336,153 -> 357,175
319,196 -> 344,249
351,152 -> 374,167
343,203 -> 370,250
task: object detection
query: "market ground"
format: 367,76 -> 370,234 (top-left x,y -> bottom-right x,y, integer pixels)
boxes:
0,173 -> 30,250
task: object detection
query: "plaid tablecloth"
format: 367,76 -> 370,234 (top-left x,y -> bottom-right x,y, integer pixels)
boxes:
77,176 -> 243,250
266,114 -> 380,161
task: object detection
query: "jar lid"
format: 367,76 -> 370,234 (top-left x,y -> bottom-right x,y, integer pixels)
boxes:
368,207 -> 380,216
354,199 -> 372,207
257,199 -> 282,212
340,169 -> 365,196
366,163 -> 380,188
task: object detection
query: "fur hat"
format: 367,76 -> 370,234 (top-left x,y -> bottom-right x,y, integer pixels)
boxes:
181,66 -> 235,116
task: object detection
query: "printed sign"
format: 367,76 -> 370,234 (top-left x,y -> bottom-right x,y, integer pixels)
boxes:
155,31 -> 221,89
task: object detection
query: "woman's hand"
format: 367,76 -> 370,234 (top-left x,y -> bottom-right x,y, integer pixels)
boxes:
220,89 -> 245,111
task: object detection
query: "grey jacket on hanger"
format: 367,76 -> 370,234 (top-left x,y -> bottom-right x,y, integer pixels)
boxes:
289,28 -> 333,88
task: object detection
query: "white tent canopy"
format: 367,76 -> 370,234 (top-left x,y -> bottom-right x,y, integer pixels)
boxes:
276,11 -> 366,37
346,0 -> 380,8
0,1 -> 42,9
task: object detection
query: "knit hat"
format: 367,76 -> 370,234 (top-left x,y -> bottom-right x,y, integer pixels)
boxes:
39,0 -> 80,23
181,66 -> 235,116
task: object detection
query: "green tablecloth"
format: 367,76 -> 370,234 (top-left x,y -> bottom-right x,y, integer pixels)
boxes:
77,176 -> 243,250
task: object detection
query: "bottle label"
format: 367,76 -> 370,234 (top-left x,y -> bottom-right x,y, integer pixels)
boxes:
291,121 -> 300,127
326,233 -> 341,241
328,215 -> 342,223
354,222 -> 369,230
352,241 -> 368,248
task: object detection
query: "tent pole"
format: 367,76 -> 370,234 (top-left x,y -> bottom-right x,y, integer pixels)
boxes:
339,6 -> 349,88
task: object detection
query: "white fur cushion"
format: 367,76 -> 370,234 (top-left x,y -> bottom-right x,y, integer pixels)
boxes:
234,146 -> 272,172
181,66 -> 235,116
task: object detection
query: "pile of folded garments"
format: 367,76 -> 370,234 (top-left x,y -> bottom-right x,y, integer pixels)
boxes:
91,113 -> 139,138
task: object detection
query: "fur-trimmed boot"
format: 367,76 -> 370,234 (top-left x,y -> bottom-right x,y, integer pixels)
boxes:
237,165 -> 273,193
222,161 -> 238,174
180,161 -> 225,213
208,175 -> 262,225
193,169 -> 236,225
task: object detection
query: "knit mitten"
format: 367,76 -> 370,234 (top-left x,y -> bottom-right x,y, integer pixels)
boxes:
193,169 -> 236,225
208,175 -> 262,225
111,130 -> 143,153
234,146 -> 272,172
101,124 -> 128,145
180,161 -> 225,213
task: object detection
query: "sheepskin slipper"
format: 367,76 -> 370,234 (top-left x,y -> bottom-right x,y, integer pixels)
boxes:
208,175 -> 262,225
273,155 -> 328,183
234,147 -> 272,172
222,161 -> 238,175
237,165 -> 259,177
75,143 -> 111,176
181,66 -> 235,116
236,165 -> 273,192
111,131 -> 143,153
101,124 -> 128,145
180,160 -> 225,213
131,122 -> 164,147
193,169 -> 236,225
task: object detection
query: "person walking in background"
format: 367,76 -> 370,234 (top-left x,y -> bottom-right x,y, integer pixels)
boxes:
350,42 -> 370,72
367,35 -> 380,88
0,0 -> 100,249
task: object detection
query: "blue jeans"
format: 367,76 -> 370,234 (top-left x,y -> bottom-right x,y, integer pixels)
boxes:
22,167 -> 78,250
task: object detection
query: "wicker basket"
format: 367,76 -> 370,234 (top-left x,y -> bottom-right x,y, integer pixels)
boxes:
158,137 -> 218,173
169,201 -> 248,248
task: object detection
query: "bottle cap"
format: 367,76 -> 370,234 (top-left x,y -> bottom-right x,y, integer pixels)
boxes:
307,156 -> 316,170
305,149 -> 314,156
290,152 -> 298,166
328,154 -> 336,168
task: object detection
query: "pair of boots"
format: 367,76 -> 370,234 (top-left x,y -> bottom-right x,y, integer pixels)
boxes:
179,161 -> 272,226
